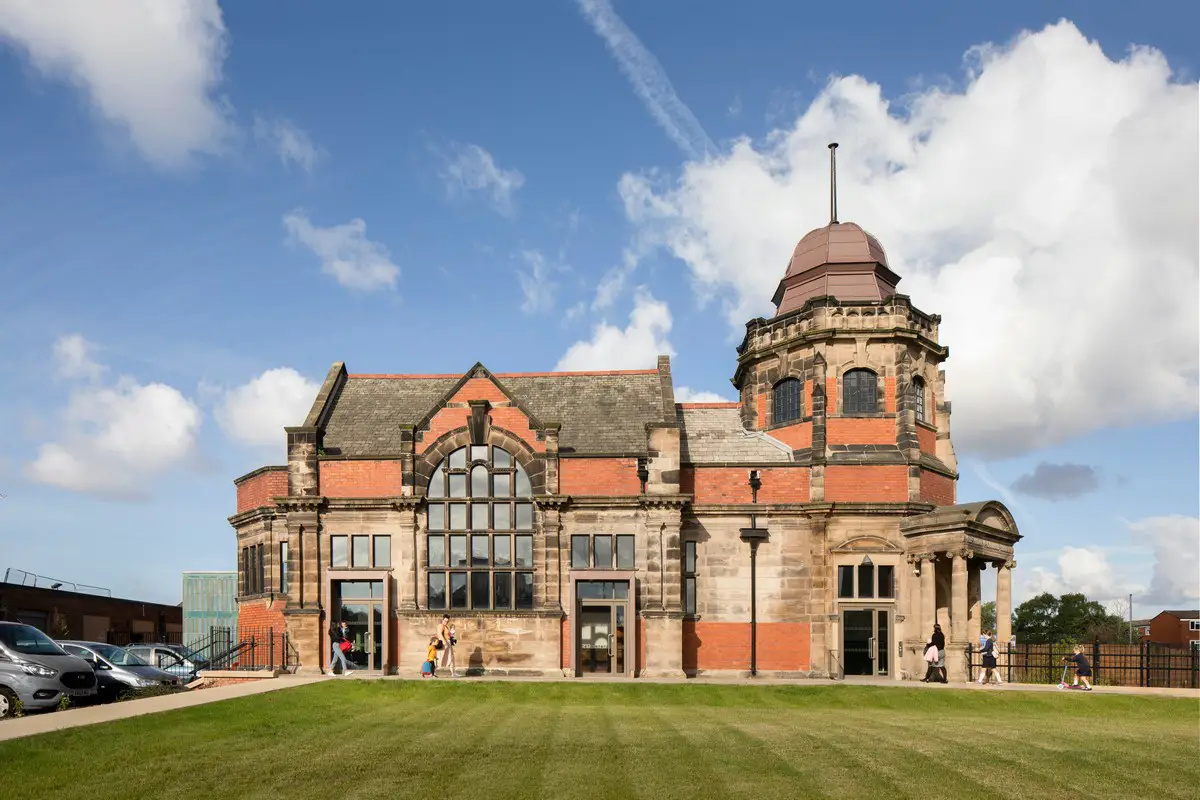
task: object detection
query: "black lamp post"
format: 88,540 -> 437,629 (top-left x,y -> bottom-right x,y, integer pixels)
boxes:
739,470 -> 769,677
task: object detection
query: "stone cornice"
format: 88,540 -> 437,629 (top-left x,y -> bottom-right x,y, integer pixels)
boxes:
686,501 -> 937,517
273,496 -> 326,513
534,495 -> 570,511
639,493 -> 690,512
233,464 -> 287,486
228,506 -> 281,528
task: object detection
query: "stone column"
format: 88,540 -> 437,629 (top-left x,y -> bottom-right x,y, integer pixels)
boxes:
395,502 -> 418,611
282,503 -> 323,673
949,550 -> 969,681
996,560 -> 1014,644
967,560 -> 982,646
919,554 -> 937,637
536,502 -> 564,611
643,514 -> 663,611
641,504 -> 685,677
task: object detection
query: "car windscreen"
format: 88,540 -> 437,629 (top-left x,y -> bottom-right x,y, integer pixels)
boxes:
0,624 -> 68,656
89,643 -> 150,667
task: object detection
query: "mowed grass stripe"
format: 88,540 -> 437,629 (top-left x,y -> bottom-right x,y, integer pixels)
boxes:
0,682 -> 1196,800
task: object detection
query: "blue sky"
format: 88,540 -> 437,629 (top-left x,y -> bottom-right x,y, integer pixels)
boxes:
0,1 -> 1196,614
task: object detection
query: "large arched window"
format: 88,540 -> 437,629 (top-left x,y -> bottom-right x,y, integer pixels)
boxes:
426,445 -> 534,611
842,369 -> 878,415
912,376 -> 927,424
772,378 -> 803,425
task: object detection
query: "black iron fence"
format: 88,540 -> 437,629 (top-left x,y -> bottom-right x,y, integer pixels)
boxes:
968,641 -> 1199,688
109,625 -> 298,673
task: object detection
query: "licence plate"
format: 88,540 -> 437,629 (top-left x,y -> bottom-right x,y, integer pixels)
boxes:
64,689 -> 92,697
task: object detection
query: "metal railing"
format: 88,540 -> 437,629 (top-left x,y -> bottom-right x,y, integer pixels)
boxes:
967,641 -> 1200,688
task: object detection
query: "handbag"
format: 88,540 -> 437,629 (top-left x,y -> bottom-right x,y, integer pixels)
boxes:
339,640 -> 352,653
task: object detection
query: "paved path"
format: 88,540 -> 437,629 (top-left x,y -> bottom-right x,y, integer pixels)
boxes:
1,672 -> 1194,743
0,675 -> 328,743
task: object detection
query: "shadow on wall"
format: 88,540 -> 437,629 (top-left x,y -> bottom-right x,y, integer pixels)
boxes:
469,647 -> 484,673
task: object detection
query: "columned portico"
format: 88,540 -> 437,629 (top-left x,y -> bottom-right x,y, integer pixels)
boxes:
900,501 -> 1022,681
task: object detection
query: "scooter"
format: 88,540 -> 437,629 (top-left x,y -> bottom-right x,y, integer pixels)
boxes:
1056,663 -> 1092,690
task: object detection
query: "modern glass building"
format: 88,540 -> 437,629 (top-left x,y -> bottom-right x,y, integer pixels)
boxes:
181,571 -> 237,648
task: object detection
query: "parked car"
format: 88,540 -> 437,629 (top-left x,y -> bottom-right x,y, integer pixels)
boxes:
57,641 -> 181,702
158,643 -> 211,671
124,644 -> 199,684
0,621 -> 96,719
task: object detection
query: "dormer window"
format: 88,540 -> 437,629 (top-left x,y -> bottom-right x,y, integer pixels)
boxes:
843,369 -> 878,414
772,378 -> 803,425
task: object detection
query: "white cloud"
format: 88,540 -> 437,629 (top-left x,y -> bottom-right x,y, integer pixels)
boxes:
575,0 -> 715,160
53,333 -> 104,380
1019,546 -> 1144,604
1127,515 -> 1200,606
675,387 -> 735,403
556,288 -> 675,371
253,115 -> 323,172
438,142 -> 524,216
26,337 -> 202,498
0,0 -> 232,169
615,21 -> 1199,458
516,250 -> 558,314
283,210 -> 399,292
592,249 -> 639,311
215,367 -> 319,449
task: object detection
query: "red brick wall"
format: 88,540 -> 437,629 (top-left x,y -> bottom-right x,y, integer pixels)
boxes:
884,377 -> 897,413
827,416 -> 896,445
824,465 -> 908,501
916,425 -> 936,454
559,458 -> 641,496
236,598 -> 287,668
919,470 -> 956,506
770,422 -> 811,450
684,621 -> 810,671
419,404 -> 544,454
682,467 -> 810,504
755,394 -> 766,428
235,468 -> 287,513
321,460 -> 404,497
561,617 -> 570,669
1149,614 -> 1199,648
449,378 -> 509,404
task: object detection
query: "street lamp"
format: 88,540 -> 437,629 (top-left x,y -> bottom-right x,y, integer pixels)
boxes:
739,470 -> 769,677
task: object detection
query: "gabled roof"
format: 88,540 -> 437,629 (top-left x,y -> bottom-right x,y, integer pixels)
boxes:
1160,610 -> 1200,620
318,364 -> 672,456
677,405 -> 793,464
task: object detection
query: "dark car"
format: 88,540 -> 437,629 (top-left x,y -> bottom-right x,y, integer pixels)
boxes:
58,641 -> 182,702
0,622 -> 96,718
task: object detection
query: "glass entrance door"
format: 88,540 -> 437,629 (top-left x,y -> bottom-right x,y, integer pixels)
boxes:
335,580 -> 384,671
578,604 -> 625,675
841,608 -> 891,677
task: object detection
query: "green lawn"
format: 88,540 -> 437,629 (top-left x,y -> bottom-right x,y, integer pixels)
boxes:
1,682 -> 1197,799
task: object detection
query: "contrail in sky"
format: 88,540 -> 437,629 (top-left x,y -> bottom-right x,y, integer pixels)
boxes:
575,0 -> 716,161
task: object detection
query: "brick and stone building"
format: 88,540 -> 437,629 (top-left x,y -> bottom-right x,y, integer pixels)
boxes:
229,157 -> 1022,681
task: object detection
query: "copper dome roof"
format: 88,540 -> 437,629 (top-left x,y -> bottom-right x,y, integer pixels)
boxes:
771,221 -> 901,315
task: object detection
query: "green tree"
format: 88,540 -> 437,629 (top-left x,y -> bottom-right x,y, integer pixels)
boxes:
981,601 -> 996,633
1013,592 -> 1123,643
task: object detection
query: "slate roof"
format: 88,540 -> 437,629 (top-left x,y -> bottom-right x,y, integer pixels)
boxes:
320,371 -> 668,456
677,406 -> 793,464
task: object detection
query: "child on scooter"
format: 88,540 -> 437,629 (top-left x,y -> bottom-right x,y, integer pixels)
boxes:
1063,645 -> 1093,690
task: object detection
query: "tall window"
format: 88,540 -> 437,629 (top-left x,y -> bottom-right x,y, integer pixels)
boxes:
912,376 -> 927,424
426,445 -> 534,610
843,369 -> 878,414
772,379 -> 803,424
241,543 -> 264,595
279,541 -> 289,594
837,557 -> 894,599
683,541 -> 697,616
329,534 -> 390,569
571,534 -> 635,570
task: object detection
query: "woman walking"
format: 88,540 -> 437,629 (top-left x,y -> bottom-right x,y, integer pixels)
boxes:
438,614 -> 457,678
930,624 -> 947,683
977,630 -> 1005,685
327,618 -> 352,676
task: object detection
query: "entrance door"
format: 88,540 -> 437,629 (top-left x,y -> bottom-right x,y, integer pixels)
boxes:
335,580 -> 385,671
841,608 -> 891,677
578,604 -> 625,675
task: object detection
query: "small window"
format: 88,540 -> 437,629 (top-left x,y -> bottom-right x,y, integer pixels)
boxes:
877,565 -> 894,599
683,541 -> 697,616
772,379 -> 803,424
331,536 -> 348,568
843,369 -> 878,414
593,536 -> 613,569
571,536 -> 590,569
515,573 -> 534,609
428,536 -> 446,568
352,536 -> 370,568
1190,620 -> 1200,632
373,536 -> 391,568
912,376 -> 927,424
515,536 -> 533,568
616,535 -> 635,569
837,566 -> 854,598
858,558 -> 875,599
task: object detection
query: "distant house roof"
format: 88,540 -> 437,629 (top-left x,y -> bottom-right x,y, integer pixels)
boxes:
1161,610 -> 1200,620
320,369 -> 671,457
677,405 -> 793,464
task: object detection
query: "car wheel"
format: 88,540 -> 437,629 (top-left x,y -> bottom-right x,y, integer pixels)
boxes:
0,686 -> 17,720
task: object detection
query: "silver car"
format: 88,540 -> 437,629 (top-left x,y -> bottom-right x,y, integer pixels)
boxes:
125,644 -> 199,684
0,622 -> 97,718
58,641 -> 181,701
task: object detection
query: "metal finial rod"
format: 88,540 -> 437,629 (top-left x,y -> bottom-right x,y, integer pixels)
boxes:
828,142 -> 839,225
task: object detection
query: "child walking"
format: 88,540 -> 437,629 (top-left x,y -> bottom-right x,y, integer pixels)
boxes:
422,636 -> 440,679
1063,645 -> 1093,690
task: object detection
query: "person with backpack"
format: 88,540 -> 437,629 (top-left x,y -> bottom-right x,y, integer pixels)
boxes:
327,618 -> 353,676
